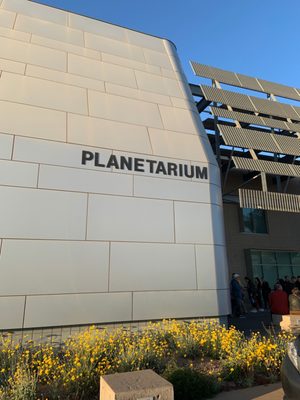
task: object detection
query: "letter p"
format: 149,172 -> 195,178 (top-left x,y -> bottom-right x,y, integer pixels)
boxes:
81,150 -> 94,165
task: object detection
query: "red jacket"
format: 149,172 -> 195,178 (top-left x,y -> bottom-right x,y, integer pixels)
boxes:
269,290 -> 289,315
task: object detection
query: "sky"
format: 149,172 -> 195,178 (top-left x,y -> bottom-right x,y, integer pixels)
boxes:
35,0 -> 300,89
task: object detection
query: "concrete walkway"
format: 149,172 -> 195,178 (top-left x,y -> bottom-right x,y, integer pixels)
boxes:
228,310 -> 273,336
215,383 -> 284,399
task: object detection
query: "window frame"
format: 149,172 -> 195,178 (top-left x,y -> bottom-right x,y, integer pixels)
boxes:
239,207 -> 269,235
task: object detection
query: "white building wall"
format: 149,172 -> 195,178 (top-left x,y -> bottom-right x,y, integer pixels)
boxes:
0,0 -> 230,329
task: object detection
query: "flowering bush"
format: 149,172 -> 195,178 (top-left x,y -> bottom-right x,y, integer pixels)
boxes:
0,320 -> 294,399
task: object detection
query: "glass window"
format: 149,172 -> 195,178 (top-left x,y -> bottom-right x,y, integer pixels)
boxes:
261,251 -> 276,264
276,252 -> 291,265
248,250 -> 300,285
261,265 -> 278,287
252,265 -> 262,279
292,266 -> 300,277
291,252 -> 300,266
241,208 -> 268,234
278,265 -> 293,279
250,250 -> 261,266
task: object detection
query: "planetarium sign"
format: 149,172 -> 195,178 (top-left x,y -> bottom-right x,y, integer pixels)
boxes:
81,150 -> 208,180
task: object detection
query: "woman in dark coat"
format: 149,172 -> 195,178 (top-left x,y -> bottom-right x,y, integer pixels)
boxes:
261,279 -> 271,310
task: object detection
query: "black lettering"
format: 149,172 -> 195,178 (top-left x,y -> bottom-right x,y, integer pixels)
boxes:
146,159 -> 157,173
195,166 -> 208,180
81,150 -> 94,165
120,156 -> 133,171
167,163 -> 178,176
184,164 -> 194,178
106,155 -> 119,169
94,152 -> 105,167
156,161 -> 167,175
134,158 -> 145,172
178,164 -> 183,177
81,151 -> 209,181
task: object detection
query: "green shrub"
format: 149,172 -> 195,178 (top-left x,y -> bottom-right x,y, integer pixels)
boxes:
167,368 -> 220,400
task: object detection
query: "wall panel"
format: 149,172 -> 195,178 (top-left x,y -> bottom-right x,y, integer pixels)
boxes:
0,0 -> 228,329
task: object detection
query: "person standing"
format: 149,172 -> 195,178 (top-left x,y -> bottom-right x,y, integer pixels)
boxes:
255,277 -> 264,311
230,273 -> 245,318
269,284 -> 289,315
245,277 -> 258,312
261,279 -> 271,310
284,276 -> 293,295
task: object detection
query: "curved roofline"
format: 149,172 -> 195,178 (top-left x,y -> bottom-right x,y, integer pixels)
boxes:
29,0 -> 177,50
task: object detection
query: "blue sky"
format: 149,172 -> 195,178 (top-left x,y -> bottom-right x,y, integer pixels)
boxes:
36,0 -> 300,88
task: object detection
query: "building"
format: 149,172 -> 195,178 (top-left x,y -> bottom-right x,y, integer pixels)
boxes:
0,0 -> 229,330
190,62 -> 300,286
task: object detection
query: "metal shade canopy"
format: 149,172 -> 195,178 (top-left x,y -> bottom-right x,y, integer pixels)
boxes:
191,61 -> 300,101
191,61 -> 300,213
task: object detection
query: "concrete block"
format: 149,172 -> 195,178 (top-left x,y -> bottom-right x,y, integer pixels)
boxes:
39,165 -> 133,196
88,91 -> 163,129
0,9 -> 16,29
133,289 -> 231,320
0,133 -> 13,159
0,25 -> 30,41
280,315 -> 300,331
15,14 -> 84,46
134,175 -> 210,202
0,186 -> 87,239
0,72 -> 88,114
13,136 -> 112,171
85,32 -> 145,62
0,57 -> 25,74
0,240 -> 109,295
211,204 -> 226,246
0,101 -> 66,141
100,370 -> 173,400
0,36 -> 66,71
210,184 -> 223,206
87,194 -> 174,242
0,296 -> 25,330
69,13 -> 127,41
24,292 -> 132,328
68,53 -> 137,88
1,0 -> 68,25
161,68 -> 177,79
110,242 -> 196,291
26,65 -> 105,92
143,48 -> 173,69
148,128 -> 207,161
31,33 -> 100,59
102,52 -> 160,75
174,202 -> 213,244
105,82 -> 172,106
0,159 -> 38,187
170,96 -> 197,112
127,29 -> 166,52
158,104 -> 199,134
135,70 -> 183,97
68,113 -> 152,153
195,245 -> 229,290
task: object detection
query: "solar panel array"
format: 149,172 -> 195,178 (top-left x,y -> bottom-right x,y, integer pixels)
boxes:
218,125 -> 300,156
201,85 -> 300,121
191,61 -> 300,101
210,107 -> 297,131
192,62 -> 300,212
232,157 -> 298,177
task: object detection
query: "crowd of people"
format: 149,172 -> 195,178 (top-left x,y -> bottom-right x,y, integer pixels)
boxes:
230,273 -> 300,318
